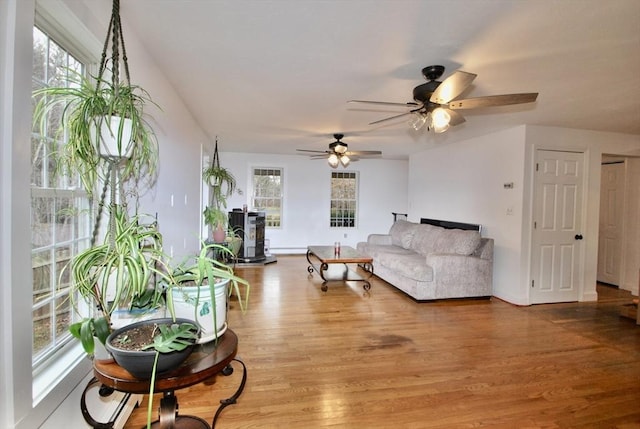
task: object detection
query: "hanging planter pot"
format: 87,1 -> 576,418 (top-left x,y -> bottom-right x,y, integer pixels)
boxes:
171,279 -> 229,344
91,115 -> 134,159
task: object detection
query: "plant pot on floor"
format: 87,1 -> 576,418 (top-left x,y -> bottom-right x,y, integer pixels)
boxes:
105,318 -> 199,379
170,278 -> 229,344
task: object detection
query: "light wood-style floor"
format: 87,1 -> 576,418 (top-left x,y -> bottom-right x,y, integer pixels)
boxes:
124,255 -> 640,428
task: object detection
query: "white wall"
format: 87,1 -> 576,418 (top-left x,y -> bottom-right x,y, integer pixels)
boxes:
218,152 -> 409,252
408,124 -> 640,305
525,126 -> 640,301
408,126 -> 529,304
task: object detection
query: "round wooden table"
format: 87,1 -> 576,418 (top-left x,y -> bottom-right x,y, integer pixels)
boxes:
82,329 -> 246,429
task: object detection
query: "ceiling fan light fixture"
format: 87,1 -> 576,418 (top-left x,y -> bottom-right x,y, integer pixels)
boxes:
431,108 -> 451,133
334,142 -> 348,154
410,112 -> 428,131
339,154 -> 350,167
327,153 -> 339,168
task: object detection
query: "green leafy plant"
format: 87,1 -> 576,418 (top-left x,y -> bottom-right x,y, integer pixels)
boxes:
172,242 -> 251,312
32,67 -> 159,197
203,205 -> 229,231
202,142 -> 242,236
66,207 -> 171,355
178,242 -> 250,311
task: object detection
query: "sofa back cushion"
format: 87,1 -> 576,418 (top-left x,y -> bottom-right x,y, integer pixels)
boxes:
410,224 -> 481,256
388,220 -> 416,249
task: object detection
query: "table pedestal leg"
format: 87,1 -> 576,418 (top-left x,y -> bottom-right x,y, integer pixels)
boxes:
150,391 -> 210,428
212,358 -> 247,427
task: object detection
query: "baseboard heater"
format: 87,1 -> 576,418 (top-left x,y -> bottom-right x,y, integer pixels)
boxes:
420,218 -> 482,233
81,377 -> 141,429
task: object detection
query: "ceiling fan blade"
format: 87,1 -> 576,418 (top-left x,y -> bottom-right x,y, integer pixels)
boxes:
346,150 -> 382,156
369,111 -> 414,125
430,70 -> 477,104
310,155 -> 328,160
446,109 -> 466,126
448,93 -> 538,110
348,100 -> 419,107
296,149 -> 330,154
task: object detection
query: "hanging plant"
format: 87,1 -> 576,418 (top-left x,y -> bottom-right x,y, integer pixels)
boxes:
202,138 -> 242,235
33,69 -> 159,197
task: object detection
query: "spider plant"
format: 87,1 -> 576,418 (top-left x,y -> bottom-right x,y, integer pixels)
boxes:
66,207 -> 172,355
32,67 -> 159,197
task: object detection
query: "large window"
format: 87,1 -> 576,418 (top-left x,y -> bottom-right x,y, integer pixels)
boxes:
330,171 -> 357,228
31,26 -> 92,368
251,167 -> 282,228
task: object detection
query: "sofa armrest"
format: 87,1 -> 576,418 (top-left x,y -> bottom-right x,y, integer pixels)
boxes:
367,234 -> 393,245
426,253 -> 493,296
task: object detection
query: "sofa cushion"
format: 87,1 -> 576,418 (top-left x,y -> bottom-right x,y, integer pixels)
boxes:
360,243 -> 414,261
408,224 -> 442,255
388,220 -> 416,249
377,251 -> 433,282
410,224 -> 481,256
433,229 -> 481,255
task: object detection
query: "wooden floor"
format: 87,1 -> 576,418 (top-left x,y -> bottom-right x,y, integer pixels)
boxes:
124,255 -> 640,428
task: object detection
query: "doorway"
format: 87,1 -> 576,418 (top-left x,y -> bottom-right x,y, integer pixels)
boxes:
597,160 -> 625,286
530,149 -> 585,304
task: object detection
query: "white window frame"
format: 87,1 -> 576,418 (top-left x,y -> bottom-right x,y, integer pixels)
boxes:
330,171 -> 358,228
251,167 -> 283,228
30,1 -> 101,416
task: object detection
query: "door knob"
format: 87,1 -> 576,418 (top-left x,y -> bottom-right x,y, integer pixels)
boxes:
575,234 -> 583,240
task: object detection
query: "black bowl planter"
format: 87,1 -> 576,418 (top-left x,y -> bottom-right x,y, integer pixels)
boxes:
105,318 -> 200,379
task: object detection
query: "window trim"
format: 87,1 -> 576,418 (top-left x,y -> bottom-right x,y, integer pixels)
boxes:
330,170 -> 359,229
28,0 -> 102,418
250,166 -> 284,229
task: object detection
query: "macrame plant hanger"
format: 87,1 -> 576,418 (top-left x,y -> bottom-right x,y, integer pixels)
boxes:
208,137 -> 221,208
90,0 -> 132,247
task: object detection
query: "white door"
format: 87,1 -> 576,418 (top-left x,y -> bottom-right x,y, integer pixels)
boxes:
597,162 -> 625,285
531,150 -> 584,304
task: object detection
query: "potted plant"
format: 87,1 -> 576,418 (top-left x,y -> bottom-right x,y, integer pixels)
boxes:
202,140 -> 242,241
105,317 -> 200,429
225,223 -> 244,258
65,206 -> 172,356
105,318 -> 199,379
170,242 -> 250,344
203,206 -> 229,243
32,67 -> 159,197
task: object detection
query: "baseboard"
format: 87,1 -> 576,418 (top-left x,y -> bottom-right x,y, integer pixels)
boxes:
40,372 -> 141,429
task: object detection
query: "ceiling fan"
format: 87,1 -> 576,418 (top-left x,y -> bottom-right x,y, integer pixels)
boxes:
296,134 -> 382,168
348,65 -> 538,133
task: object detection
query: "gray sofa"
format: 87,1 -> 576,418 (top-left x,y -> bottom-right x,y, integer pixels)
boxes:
356,220 -> 493,301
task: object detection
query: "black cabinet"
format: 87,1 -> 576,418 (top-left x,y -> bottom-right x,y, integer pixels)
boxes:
229,210 -> 266,262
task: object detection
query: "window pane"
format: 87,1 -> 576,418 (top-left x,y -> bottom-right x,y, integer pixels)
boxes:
252,168 -> 283,228
32,196 -> 53,248
31,26 -> 90,367
32,249 -> 52,305
32,27 -> 47,84
330,172 -> 357,228
33,303 -> 52,356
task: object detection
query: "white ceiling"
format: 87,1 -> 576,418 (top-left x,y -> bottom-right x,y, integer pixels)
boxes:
120,0 -> 640,159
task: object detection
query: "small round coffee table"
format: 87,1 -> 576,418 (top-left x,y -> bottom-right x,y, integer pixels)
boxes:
81,329 -> 246,429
